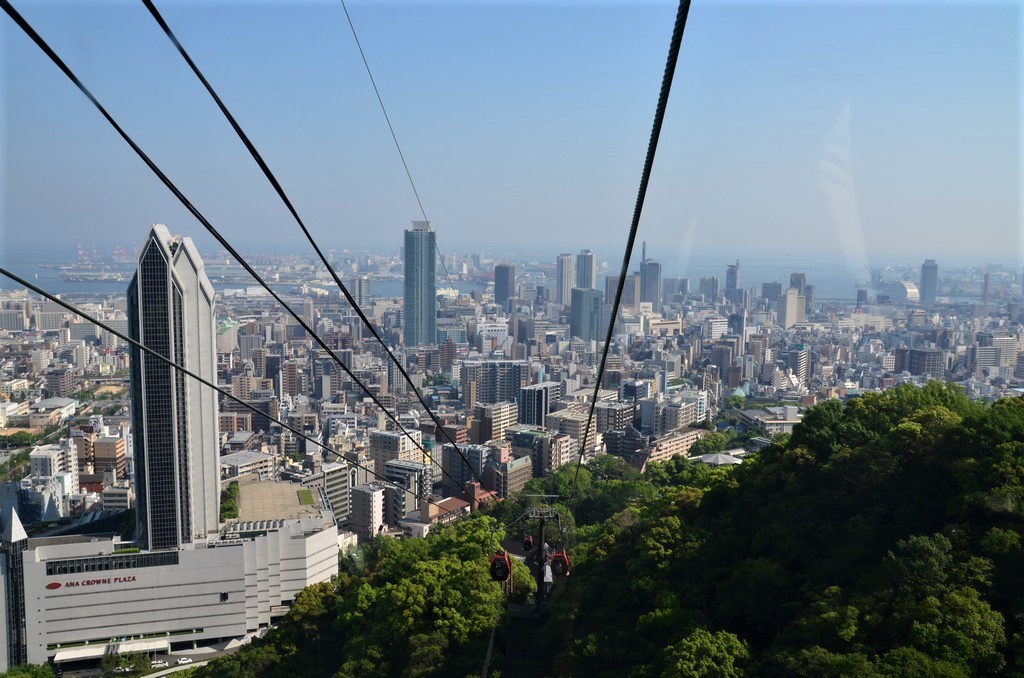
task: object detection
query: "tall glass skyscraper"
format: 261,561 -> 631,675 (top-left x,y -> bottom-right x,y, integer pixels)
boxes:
128,225 -> 220,551
494,262 -> 515,309
404,221 -> 437,346
920,259 -> 938,305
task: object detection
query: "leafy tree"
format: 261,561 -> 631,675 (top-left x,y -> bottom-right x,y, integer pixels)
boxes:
0,665 -> 55,678
724,394 -> 745,410
688,431 -> 730,456
660,628 -> 750,677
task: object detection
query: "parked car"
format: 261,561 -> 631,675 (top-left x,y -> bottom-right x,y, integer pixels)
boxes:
150,659 -> 168,668
176,657 -> 193,665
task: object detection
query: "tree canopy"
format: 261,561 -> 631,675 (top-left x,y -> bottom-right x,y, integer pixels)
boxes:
192,383 -> 1024,676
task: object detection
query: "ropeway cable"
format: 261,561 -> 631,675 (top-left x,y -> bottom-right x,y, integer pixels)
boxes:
569,0 -> 693,502
141,0 -> 484,487
0,265 -> 462,519
0,0 -> 480,492
338,0 -> 459,296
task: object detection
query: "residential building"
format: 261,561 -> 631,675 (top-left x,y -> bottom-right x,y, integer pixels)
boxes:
403,221 -> 437,346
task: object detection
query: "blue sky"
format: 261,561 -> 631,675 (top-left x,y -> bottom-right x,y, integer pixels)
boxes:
1,0 -> 1019,275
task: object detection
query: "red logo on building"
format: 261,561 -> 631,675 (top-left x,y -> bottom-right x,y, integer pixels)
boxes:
46,582 -> 61,590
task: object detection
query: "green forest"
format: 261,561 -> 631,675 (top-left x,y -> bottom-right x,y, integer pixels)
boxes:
187,383 -> 1024,676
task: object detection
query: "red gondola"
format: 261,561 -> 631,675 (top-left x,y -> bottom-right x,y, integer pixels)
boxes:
522,535 -> 534,553
489,550 -> 511,582
551,550 -> 570,577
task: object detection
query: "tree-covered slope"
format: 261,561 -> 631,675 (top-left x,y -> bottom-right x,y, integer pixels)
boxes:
197,384 -> 1024,676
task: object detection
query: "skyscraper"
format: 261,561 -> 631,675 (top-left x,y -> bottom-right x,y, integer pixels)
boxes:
726,261 -> 740,292
640,259 -> 663,310
920,259 -> 938,305
576,249 -> 596,289
351,276 -> 371,307
403,221 -> 437,346
606,273 -> 641,314
777,287 -> 806,329
789,272 -> 807,295
725,261 -> 742,305
699,276 -> 720,301
555,254 -> 575,305
494,263 -> 515,308
128,225 -> 219,551
570,287 -> 604,342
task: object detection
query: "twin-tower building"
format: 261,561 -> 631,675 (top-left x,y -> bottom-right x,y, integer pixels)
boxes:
1,226 -> 338,671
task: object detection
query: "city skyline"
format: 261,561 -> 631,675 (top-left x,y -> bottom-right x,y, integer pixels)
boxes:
1,2 -> 1017,267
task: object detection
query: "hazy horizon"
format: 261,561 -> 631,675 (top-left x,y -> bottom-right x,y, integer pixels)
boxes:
2,1 -> 1020,272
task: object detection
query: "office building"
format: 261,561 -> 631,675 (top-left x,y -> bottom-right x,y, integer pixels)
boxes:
761,282 -> 782,301
127,225 -> 219,550
790,272 -> 807,295
920,259 -> 938,305
403,221 -> 437,346
555,254 -> 575,305
605,273 -> 641,314
725,261 -> 740,293
908,348 -> 944,379
570,287 -> 604,342
725,261 -> 743,305
640,259 -> 663,310
351,276 -> 371,307
576,249 -> 596,289
494,263 -> 515,308
699,276 -> 720,302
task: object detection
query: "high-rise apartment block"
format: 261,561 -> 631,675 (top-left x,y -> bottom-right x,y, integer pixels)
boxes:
555,254 -> 575,305
777,287 -> 806,329
518,381 -> 560,427
403,221 -> 437,346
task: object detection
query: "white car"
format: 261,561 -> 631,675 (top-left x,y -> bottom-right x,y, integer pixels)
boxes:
176,657 -> 193,665
150,659 -> 168,668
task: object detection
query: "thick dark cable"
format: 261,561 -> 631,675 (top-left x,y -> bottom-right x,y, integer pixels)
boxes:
0,266 -> 461,518
338,0 -> 458,293
0,1 -> 474,491
141,0 -> 481,487
569,0 -> 692,501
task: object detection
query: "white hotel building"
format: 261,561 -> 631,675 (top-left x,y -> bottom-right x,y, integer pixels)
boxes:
1,509 -> 337,668
1,226 -> 338,670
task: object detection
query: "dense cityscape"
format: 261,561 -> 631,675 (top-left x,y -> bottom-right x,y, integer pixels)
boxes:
1,0 -> 1019,674
0,220 -> 1022,674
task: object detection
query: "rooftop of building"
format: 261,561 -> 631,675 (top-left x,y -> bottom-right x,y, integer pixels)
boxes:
220,449 -> 274,467
234,475 -> 321,522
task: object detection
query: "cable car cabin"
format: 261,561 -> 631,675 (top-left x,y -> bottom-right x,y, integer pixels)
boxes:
551,550 -> 570,577
489,551 -> 511,582
522,535 -> 534,553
